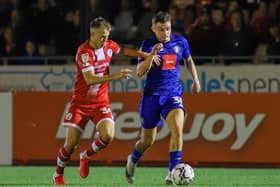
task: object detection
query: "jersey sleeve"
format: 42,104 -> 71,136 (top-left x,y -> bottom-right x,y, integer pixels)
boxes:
138,40 -> 151,64
76,49 -> 95,73
108,40 -> 121,55
182,37 -> 191,59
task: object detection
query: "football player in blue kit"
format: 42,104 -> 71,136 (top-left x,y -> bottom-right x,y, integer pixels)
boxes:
125,11 -> 201,185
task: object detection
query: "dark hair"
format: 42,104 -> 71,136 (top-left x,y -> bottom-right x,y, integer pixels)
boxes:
152,11 -> 171,25
90,17 -> 111,31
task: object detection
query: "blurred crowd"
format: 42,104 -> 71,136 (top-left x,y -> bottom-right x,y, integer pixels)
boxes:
0,0 -> 280,65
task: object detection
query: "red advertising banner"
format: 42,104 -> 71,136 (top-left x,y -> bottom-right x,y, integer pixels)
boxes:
12,92 -> 280,166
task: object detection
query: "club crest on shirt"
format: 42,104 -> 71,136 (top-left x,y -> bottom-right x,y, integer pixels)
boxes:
173,46 -> 179,54
81,53 -> 90,67
107,49 -> 113,57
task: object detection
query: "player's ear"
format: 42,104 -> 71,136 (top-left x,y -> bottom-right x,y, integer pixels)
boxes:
151,24 -> 156,32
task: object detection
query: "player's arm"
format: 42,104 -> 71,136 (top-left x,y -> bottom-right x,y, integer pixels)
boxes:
137,43 -> 163,77
79,49 -> 132,85
121,46 -> 149,58
83,69 -> 132,85
186,56 -> 201,94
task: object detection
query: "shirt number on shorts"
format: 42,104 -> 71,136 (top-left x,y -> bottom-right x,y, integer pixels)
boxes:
100,107 -> 111,114
172,96 -> 182,104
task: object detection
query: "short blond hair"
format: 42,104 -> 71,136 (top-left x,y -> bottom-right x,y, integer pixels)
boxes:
90,17 -> 111,32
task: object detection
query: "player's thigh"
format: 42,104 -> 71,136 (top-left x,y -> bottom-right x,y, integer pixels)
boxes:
161,95 -> 185,131
139,95 -> 162,128
64,126 -> 82,147
165,108 -> 184,135
91,106 -> 115,141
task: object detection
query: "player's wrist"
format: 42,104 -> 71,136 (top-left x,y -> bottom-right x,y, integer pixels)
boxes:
193,79 -> 200,83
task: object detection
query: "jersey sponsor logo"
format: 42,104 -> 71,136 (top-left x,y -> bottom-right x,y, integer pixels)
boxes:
94,62 -> 110,70
81,53 -> 90,67
162,54 -> 177,70
166,60 -> 173,64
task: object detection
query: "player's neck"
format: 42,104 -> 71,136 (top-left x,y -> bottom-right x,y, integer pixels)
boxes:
89,39 -> 97,49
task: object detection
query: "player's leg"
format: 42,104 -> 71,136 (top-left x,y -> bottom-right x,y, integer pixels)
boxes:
53,126 -> 82,185
166,108 -> 184,165
161,95 -> 185,184
53,105 -> 88,185
125,127 -> 157,184
80,119 -> 114,178
80,106 -> 114,178
126,95 -> 161,184
165,108 -> 184,185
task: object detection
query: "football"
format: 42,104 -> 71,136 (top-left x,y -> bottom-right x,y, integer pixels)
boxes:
171,163 -> 195,185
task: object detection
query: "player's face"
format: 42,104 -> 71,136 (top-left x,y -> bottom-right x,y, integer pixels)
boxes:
152,21 -> 171,43
90,26 -> 110,49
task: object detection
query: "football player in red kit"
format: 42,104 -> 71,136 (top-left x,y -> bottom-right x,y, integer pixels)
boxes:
53,17 -> 151,185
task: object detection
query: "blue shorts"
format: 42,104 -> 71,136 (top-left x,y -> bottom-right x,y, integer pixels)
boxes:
139,94 -> 185,129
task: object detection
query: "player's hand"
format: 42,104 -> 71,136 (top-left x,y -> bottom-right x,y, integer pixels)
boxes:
153,55 -> 161,66
191,80 -> 201,95
150,43 -> 163,66
151,43 -> 163,55
119,68 -> 133,79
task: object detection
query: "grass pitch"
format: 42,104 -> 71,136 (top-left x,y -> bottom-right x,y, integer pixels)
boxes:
0,166 -> 280,186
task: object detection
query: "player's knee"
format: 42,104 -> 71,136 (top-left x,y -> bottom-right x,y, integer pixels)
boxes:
64,144 -> 77,155
142,138 -> 155,148
64,138 -> 79,151
146,141 -> 154,148
99,132 -> 114,144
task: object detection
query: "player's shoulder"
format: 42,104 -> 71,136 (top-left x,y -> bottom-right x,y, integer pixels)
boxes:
104,39 -> 120,50
171,34 -> 189,47
75,40 -> 94,64
105,39 -> 120,54
171,34 -> 187,42
141,37 -> 157,49
105,39 -> 118,47
143,36 -> 156,44
77,40 -> 92,53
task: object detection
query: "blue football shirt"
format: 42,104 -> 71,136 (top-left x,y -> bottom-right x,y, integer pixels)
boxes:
138,34 -> 191,96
